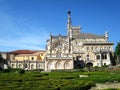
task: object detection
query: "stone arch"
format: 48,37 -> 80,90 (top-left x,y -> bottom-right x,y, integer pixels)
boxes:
47,61 -> 54,71
31,64 -> 34,70
38,64 -> 41,69
64,61 -> 72,69
74,60 -> 85,69
86,62 -> 93,67
56,61 -> 63,69
24,63 -> 28,68
18,64 -> 22,68
12,64 -> 14,68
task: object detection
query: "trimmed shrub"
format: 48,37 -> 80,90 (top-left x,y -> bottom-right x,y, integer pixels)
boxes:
18,69 -> 25,75
3,69 -> 10,73
64,76 -> 75,79
43,73 -> 49,76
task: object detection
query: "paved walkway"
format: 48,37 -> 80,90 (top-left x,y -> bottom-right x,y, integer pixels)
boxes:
90,83 -> 120,90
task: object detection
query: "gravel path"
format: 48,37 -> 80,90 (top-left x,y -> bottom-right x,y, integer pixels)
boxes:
90,83 -> 120,90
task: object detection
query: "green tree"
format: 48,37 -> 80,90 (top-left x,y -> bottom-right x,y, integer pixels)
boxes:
115,42 -> 120,64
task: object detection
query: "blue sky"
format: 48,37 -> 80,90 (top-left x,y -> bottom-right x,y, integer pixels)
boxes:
0,0 -> 120,51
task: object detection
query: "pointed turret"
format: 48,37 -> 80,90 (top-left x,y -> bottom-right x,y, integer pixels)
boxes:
105,31 -> 109,41
50,32 -> 52,57
67,10 -> 72,36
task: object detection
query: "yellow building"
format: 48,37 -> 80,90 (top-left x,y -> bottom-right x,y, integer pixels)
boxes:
9,50 -> 45,70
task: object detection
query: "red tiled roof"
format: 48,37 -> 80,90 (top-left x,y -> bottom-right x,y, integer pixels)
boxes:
10,50 -> 46,54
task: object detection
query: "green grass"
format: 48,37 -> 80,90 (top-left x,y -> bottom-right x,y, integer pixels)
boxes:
0,70 -> 120,90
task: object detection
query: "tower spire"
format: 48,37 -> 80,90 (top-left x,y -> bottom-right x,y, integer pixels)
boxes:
67,10 -> 72,36
68,10 -> 71,25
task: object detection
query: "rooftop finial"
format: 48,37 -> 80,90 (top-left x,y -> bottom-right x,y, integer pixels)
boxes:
68,10 -> 71,14
67,10 -> 71,24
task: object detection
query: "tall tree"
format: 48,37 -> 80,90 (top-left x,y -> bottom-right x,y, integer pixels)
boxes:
0,53 -> 3,63
115,42 -> 120,64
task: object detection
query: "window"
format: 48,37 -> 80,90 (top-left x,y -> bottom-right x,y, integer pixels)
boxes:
31,57 -> 34,60
72,31 -> 73,34
102,54 -> 107,59
19,64 -> 22,68
76,56 -> 81,60
24,64 -> 27,68
91,47 -> 93,51
109,47 -> 111,50
104,54 -> 107,59
104,63 -> 106,66
102,54 -> 104,59
31,64 -> 34,69
87,47 -> 89,51
38,64 -> 41,69
87,55 -> 89,60
12,64 -> 14,68
56,51 -> 61,58
96,55 -> 100,60
65,62 -> 70,69
54,42 -> 61,48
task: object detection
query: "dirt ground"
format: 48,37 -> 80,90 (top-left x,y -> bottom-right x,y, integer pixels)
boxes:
90,83 -> 120,90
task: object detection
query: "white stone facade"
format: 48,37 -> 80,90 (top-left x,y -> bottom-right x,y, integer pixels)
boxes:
9,60 -> 44,70
45,11 -> 114,71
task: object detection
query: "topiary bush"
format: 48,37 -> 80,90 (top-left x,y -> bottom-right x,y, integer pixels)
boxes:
3,69 -> 10,73
18,69 -> 25,75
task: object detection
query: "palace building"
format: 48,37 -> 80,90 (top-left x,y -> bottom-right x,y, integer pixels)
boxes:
44,11 -> 114,71
0,11 -> 114,71
9,50 -> 45,70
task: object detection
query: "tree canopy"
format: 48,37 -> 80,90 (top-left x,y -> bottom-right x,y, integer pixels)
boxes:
115,42 -> 120,64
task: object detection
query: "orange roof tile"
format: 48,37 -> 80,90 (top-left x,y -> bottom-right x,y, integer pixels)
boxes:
10,50 -> 46,54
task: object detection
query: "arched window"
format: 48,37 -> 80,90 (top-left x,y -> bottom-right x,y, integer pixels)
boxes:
24,63 -> 27,68
56,62 -> 62,69
19,64 -> 22,68
102,54 -> 107,59
12,64 -> 14,68
104,63 -> 106,66
56,51 -> 61,58
31,57 -> 34,60
31,64 -> 34,70
38,64 -> 41,69
54,41 -> 61,48
104,54 -> 107,59
102,54 -> 105,59
87,55 -> 89,60
65,62 -> 70,69
48,62 -> 54,70
96,55 -> 100,60
87,62 -> 93,67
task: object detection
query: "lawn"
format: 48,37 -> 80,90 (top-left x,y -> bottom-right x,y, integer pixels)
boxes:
0,69 -> 120,90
